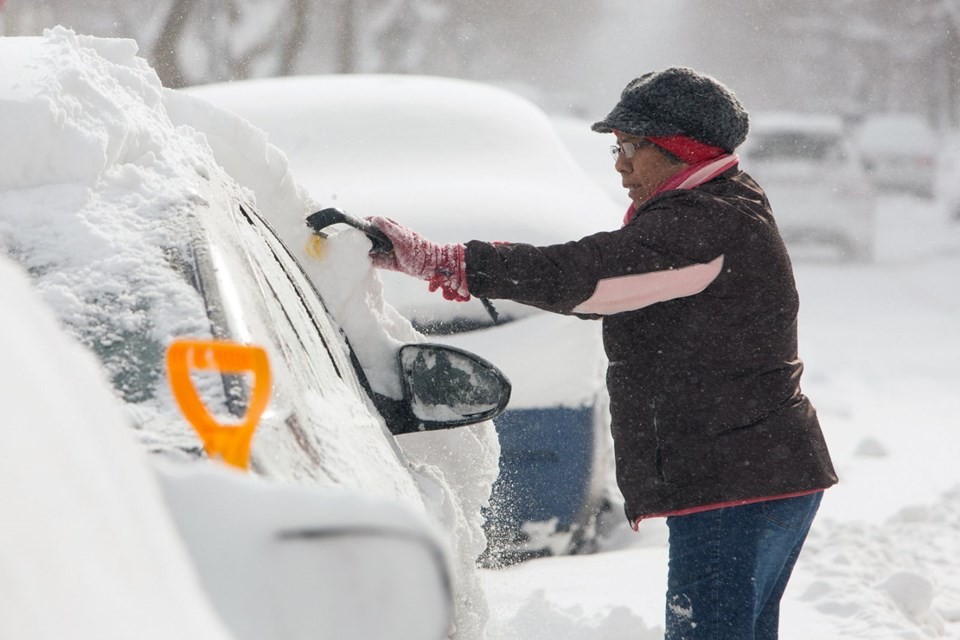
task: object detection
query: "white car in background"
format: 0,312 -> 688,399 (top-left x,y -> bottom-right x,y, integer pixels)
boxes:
188,74 -> 625,563
739,112 -> 876,262
855,112 -> 938,198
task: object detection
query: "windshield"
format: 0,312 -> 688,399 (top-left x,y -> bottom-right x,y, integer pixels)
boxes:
4,174 -> 384,471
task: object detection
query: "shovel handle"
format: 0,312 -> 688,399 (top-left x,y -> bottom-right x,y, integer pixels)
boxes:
166,340 -> 271,470
306,208 -> 393,254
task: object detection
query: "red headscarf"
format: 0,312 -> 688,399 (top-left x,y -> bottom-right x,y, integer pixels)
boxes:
646,135 -> 727,164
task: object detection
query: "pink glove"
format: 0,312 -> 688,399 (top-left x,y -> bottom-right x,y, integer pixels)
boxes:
366,216 -> 470,302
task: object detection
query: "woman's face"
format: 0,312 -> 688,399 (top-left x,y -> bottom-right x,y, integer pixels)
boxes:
613,134 -> 686,208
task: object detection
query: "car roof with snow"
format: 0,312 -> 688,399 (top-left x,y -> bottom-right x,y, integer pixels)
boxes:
187,74 -> 622,245
186,74 -> 623,329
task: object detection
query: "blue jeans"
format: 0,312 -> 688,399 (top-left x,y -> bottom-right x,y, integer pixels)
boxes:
664,492 -> 822,640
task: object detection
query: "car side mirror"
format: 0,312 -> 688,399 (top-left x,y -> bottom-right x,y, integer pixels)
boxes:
391,343 -> 511,434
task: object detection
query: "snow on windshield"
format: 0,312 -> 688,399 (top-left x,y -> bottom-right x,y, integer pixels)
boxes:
0,30 -> 219,418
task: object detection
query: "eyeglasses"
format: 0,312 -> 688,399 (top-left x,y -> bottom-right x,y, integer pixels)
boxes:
609,139 -> 650,160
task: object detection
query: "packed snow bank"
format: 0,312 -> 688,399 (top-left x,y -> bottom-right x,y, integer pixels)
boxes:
485,591 -> 659,640
0,256 -> 233,640
0,34 -> 160,190
0,27 -> 500,639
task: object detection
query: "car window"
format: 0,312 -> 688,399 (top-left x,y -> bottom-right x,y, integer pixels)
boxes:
80,186 -> 385,465
75,237 -> 212,410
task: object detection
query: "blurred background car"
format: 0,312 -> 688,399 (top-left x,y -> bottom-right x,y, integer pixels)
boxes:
739,112 -> 877,262
935,131 -> 960,222
854,112 -> 938,198
188,74 -> 625,563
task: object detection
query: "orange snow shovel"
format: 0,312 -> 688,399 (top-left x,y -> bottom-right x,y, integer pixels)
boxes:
166,340 -> 271,470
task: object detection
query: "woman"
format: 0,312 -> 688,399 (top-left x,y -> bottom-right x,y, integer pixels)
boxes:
366,67 -> 837,639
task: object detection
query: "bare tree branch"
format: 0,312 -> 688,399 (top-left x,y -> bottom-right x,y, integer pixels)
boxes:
152,0 -> 192,88
337,0 -> 357,73
278,0 -> 309,76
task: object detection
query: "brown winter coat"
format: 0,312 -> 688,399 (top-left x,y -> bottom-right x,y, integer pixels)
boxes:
465,167 -> 838,521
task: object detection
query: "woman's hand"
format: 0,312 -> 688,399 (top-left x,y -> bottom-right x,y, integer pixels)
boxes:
365,216 -> 470,301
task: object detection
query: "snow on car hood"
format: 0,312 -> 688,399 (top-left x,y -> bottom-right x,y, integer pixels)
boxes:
0,28 -> 498,639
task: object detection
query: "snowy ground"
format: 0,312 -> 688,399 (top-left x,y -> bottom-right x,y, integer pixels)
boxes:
481,194 -> 960,639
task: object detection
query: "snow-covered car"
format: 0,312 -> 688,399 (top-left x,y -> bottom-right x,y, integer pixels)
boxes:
1,250 -> 456,640
1,28 -> 512,638
739,112 -> 876,261
187,74 -> 625,563
855,112 -> 938,198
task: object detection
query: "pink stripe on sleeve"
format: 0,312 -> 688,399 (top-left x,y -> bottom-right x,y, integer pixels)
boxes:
572,255 -> 724,315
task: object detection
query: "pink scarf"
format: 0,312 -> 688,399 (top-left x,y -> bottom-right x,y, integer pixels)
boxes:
622,154 -> 739,226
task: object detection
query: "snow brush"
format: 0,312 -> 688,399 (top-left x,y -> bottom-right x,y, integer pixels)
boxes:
305,207 -> 499,324
306,207 -> 393,258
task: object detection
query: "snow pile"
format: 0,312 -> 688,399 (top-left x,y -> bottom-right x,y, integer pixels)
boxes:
0,34 -> 158,189
0,31 -> 224,435
797,490 -> 960,638
485,591 -> 658,640
0,256 -> 232,640
0,27 -> 500,639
